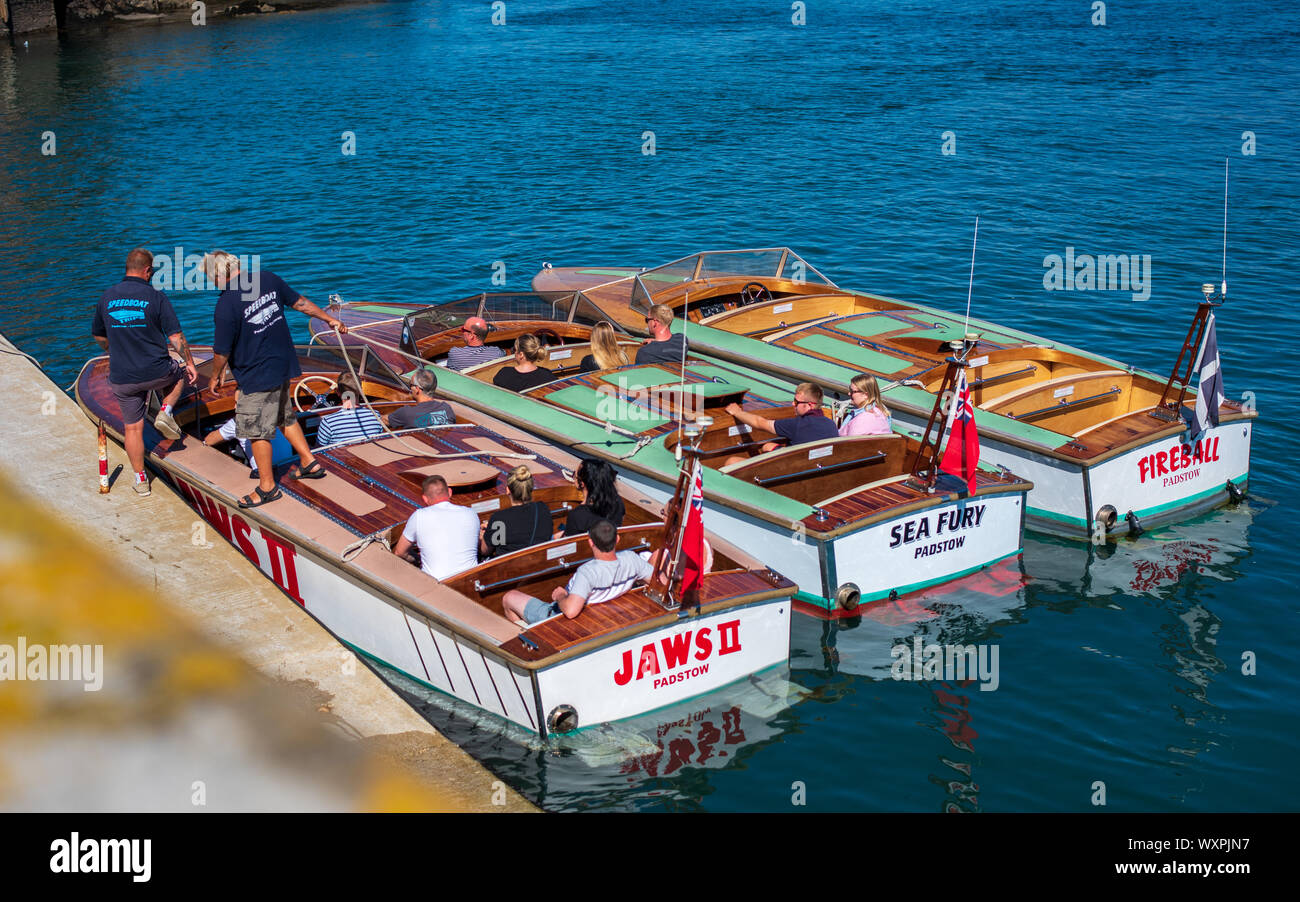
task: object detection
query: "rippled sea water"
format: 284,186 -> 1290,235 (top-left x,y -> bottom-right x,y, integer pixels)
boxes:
2,0 -> 1297,811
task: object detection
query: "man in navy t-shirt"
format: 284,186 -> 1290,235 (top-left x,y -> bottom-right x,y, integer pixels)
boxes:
205,250 -> 348,509
723,381 -> 838,465
92,247 -> 198,496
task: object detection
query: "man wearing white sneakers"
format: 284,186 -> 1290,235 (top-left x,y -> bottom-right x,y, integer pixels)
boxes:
92,247 -> 198,495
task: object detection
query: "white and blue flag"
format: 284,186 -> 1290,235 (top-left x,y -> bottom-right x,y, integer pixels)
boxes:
1188,312 -> 1225,439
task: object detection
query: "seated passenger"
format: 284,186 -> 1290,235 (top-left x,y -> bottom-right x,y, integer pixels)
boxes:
315,376 -> 384,446
392,474 -> 480,580
840,373 -> 893,436
480,465 -> 551,558
502,519 -> 656,625
578,321 -> 631,372
723,382 -> 838,465
446,317 -> 504,371
386,368 -> 455,430
204,418 -> 295,478
492,333 -> 554,392
558,458 -> 625,537
634,304 -> 689,366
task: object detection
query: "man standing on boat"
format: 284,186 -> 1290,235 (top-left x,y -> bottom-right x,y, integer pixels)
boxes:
203,250 -> 348,509
634,304 -> 689,366
724,382 -> 837,464
92,247 -> 199,496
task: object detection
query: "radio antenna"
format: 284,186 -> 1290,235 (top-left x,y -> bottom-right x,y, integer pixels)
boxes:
962,216 -> 979,351
1221,158 -> 1229,299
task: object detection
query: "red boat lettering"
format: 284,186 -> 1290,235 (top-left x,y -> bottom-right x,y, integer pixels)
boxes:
614,622 -> 737,686
719,619 -> 742,655
636,644 -> 660,679
693,627 -> 712,661
653,663 -> 709,689
1138,436 -> 1221,484
231,514 -> 259,565
261,528 -> 304,605
661,630 -> 693,669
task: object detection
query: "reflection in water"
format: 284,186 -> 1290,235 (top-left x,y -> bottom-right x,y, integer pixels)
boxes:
376,662 -> 805,812
1022,503 -> 1259,600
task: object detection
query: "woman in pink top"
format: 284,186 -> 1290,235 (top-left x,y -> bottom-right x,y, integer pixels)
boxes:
839,373 -> 893,436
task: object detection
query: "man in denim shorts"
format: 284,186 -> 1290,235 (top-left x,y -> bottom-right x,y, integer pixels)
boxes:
205,251 -> 348,509
92,248 -> 198,496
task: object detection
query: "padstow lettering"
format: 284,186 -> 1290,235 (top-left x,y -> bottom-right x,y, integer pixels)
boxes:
889,504 -> 985,558
613,619 -> 742,689
1137,436 -> 1220,486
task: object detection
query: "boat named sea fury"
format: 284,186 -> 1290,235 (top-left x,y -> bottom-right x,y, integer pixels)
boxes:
311,296 -> 1033,616
532,248 -> 1256,540
75,343 -> 794,736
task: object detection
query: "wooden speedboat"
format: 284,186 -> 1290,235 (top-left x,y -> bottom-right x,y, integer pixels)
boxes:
74,343 -> 794,736
532,248 -> 1257,540
309,304 -> 1034,616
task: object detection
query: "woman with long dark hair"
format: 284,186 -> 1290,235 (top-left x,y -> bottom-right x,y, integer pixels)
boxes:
558,458 -> 626,537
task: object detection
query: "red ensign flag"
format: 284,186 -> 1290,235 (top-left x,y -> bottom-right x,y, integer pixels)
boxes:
940,366 -> 980,494
680,458 -> 706,596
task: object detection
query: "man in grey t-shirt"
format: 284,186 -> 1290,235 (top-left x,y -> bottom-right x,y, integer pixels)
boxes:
502,519 -> 657,625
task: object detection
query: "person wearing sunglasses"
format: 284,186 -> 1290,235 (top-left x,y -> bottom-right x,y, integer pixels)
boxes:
446,316 -> 504,371
724,382 -> 837,464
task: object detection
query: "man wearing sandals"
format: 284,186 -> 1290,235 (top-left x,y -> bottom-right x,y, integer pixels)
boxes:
204,251 -> 348,509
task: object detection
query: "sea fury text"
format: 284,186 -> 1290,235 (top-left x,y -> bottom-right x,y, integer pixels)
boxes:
890,505 -> 986,558
614,620 -> 742,689
50,834 -> 151,882
1138,436 -> 1220,485
0,637 -> 103,691
891,639 -> 1000,691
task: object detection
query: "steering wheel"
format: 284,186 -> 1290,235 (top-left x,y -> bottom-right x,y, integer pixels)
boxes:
739,282 -> 773,305
535,327 -> 562,346
294,376 -> 338,412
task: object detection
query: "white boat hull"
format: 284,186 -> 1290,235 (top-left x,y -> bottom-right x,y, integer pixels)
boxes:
893,413 -> 1251,539
615,467 -> 1026,609
168,475 -> 791,736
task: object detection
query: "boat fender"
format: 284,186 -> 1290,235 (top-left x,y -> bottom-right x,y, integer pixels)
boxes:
1124,510 -> 1144,539
1225,479 -> 1246,504
547,704 -> 579,734
1094,504 -> 1118,533
834,582 -> 861,612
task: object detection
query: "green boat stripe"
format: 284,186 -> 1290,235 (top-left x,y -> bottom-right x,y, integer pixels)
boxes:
354,304 -> 423,316
1128,473 -> 1248,519
792,549 -> 1023,608
793,334 -> 914,375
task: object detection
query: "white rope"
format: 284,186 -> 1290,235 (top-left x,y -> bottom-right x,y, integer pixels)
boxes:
341,529 -> 392,563
327,323 -> 534,462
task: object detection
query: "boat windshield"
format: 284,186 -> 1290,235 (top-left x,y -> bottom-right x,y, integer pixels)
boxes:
296,343 -> 405,385
629,248 -> 837,312
399,291 -> 627,354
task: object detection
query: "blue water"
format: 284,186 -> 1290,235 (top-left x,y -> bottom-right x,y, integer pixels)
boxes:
2,0 -> 1297,811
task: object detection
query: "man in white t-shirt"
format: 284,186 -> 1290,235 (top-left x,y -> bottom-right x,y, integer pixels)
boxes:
393,475 -> 480,580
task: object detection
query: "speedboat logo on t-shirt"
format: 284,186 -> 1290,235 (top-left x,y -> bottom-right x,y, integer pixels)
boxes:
245,290 -> 284,333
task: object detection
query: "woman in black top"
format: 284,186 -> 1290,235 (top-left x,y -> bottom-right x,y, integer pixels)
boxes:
493,333 -> 554,392
558,458 -> 625,537
481,465 -> 551,558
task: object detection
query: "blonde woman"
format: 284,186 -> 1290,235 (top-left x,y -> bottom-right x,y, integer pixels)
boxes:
579,321 -> 631,372
840,373 -> 893,436
492,333 -> 553,392
480,466 -> 551,557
